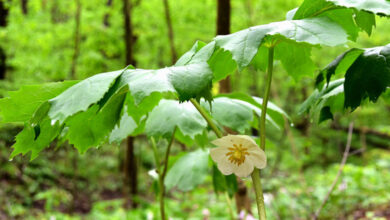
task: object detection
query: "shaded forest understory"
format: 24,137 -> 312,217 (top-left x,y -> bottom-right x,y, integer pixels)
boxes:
1,0 -> 390,219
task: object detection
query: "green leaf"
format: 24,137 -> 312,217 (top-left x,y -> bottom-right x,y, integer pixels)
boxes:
115,43 -> 215,104
300,79 -> 345,123
327,0 -> 390,15
49,70 -> 122,123
292,0 -> 333,19
109,106 -> 138,144
294,0 -> 390,18
300,79 -> 344,114
344,44 -> 390,109
216,93 -> 290,129
212,165 -> 238,197
208,48 -> 237,82
205,97 -> 255,133
355,11 -> 376,35
316,44 -> 390,110
165,149 -> 209,192
214,17 -> 347,73
322,9 -> 359,41
316,48 -> 364,88
292,0 -> 389,39
175,41 -> 207,66
145,99 -> 207,142
274,41 -> 316,80
126,92 -> 162,123
0,81 -> 77,123
64,90 -> 126,153
10,118 -> 62,160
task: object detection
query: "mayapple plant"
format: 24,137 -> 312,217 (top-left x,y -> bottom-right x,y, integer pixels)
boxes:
1,0 -> 390,219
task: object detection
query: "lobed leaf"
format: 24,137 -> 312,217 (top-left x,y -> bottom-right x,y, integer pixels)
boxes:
291,0 -> 390,40
145,99 -> 207,143
49,70 -> 123,123
300,79 -> 345,123
10,118 -> 62,160
214,17 -> 347,72
0,81 -> 77,123
216,93 -> 290,128
165,149 -> 209,192
315,43 -> 390,110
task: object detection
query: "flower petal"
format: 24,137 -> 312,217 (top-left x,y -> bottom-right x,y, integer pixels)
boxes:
233,160 -> 254,178
235,135 -> 258,149
210,146 -> 229,162
211,135 -> 234,148
217,159 -> 234,176
248,149 -> 267,169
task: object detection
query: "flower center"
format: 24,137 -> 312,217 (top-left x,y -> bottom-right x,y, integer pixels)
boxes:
226,144 -> 250,166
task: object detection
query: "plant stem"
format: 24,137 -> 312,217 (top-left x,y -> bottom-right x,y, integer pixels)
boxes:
190,98 -> 223,138
252,46 -> 275,220
150,129 -> 176,220
190,98 -> 235,220
259,46 -> 274,151
251,169 -> 266,220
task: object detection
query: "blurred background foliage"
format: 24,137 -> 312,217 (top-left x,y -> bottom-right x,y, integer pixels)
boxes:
0,0 -> 389,219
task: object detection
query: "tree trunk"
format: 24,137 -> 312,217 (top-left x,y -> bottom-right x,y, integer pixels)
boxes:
0,48 -> 5,80
123,0 -> 135,65
217,0 -> 231,93
70,0 -> 81,80
0,0 -> 8,27
0,0 -> 9,80
103,0 -> 113,27
216,0 -> 251,214
21,0 -> 28,15
124,137 -> 138,208
123,0 -> 138,208
50,0 -> 59,23
162,0 -> 177,64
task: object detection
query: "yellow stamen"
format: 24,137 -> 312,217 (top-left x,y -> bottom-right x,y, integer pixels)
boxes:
225,144 -> 250,166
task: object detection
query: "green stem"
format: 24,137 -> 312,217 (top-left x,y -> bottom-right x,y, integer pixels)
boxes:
251,169 -> 266,220
259,47 -> 274,151
252,46 -> 275,220
190,99 -> 223,138
190,98 -> 235,220
150,129 -> 176,220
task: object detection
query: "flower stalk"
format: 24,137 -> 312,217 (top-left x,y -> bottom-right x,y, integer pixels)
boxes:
190,98 -> 235,220
252,46 -> 275,220
150,128 -> 176,220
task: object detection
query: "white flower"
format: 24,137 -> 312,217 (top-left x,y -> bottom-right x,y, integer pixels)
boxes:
210,135 -> 266,178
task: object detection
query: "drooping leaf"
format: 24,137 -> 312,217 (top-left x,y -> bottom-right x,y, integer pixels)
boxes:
299,79 -> 345,123
145,99 -> 207,142
315,44 -> 390,110
109,106 -> 138,144
175,40 -> 207,66
291,0 -> 390,39
355,11 -> 376,35
327,0 -> 390,15
10,118 -> 62,160
0,81 -> 78,123
344,45 -> 390,109
203,97 -> 254,133
212,165 -> 238,197
64,90 -> 126,153
165,149 -> 209,192
104,42 -> 215,109
214,17 -> 347,73
215,93 -> 290,129
315,48 -> 364,88
274,41 -> 316,80
49,70 -> 123,123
